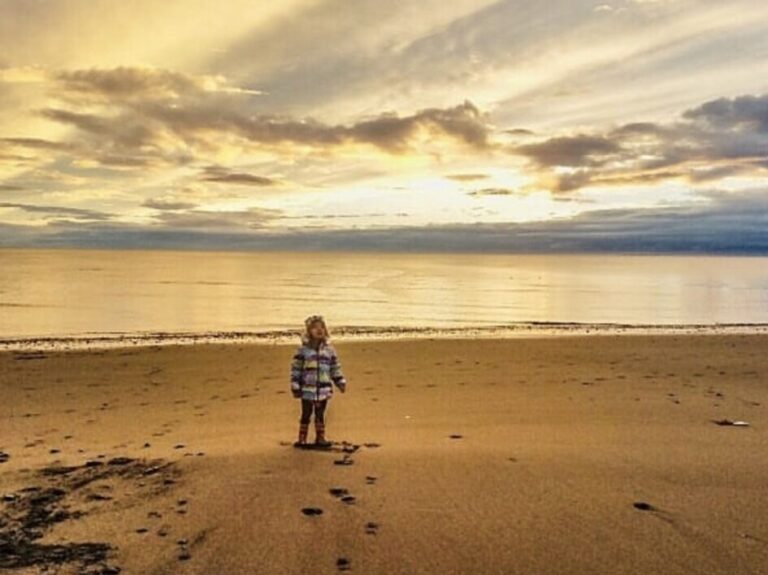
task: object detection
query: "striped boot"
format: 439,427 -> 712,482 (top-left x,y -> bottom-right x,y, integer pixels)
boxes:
314,420 -> 331,448
294,422 -> 309,448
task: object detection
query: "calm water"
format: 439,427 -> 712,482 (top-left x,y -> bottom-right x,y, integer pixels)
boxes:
1,248 -> 767,340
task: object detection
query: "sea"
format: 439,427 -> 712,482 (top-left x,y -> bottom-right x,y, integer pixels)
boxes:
1,248 -> 767,349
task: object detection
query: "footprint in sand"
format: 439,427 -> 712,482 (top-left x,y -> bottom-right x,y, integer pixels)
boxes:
336,557 -> 351,571
340,444 -> 360,454
365,476 -> 378,485
178,548 -> 191,561
301,507 -> 323,516
365,521 -> 379,535
448,434 -> 463,439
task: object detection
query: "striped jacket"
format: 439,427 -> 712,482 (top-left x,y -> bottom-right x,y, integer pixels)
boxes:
290,336 -> 347,401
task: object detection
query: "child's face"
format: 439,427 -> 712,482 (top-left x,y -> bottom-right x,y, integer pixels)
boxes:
308,322 -> 325,339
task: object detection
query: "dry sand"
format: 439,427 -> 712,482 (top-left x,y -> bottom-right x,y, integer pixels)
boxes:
1,334 -> 767,574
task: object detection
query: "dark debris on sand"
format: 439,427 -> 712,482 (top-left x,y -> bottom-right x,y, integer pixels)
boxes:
0,456 -> 180,574
711,418 -> 750,427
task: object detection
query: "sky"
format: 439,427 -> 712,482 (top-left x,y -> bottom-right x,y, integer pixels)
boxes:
1,0 -> 767,253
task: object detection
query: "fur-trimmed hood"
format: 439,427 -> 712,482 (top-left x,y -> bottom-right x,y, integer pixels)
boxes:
301,314 -> 331,346
300,332 -> 329,346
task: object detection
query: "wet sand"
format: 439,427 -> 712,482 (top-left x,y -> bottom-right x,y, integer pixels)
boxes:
1,334 -> 767,574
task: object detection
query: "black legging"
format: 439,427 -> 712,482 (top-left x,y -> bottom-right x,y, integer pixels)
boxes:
300,399 -> 327,424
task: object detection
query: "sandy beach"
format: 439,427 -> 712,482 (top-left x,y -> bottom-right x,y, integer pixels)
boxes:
1,334 -> 767,574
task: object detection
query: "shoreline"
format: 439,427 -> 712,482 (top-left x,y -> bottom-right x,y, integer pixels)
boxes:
2,321 -> 768,352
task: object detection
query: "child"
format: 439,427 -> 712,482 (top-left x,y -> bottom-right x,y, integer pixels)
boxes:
290,314 -> 347,448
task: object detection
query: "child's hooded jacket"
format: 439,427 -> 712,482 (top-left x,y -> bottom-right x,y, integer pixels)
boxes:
290,332 -> 347,401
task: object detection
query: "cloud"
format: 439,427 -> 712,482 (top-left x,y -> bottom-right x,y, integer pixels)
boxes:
38,108 -> 157,150
681,93 -> 768,133
0,201 -> 115,221
280,212 -> 392,220
1,136 -> 79,152
0,64 -> 261,103
467,188 -> 522,196
95,154 -> 171,169
200,165 -> 279,186
0,134 -> 190,172
513,134 -> 623,168
138,97 -> 491,154
35,63 -> 494,159
142,198 -> 199,211
204,0 -> 500,119
446,173 -> 490,181
347,100 -> 490,152
148,206 -> 283,229
0,199 -> 281,231
210,0 -> 737,127
0,67 -> 268,173
504,128 -> 536,136
510,92 -> 768,193
53,66 -> 205,102
2,188 -> 766,254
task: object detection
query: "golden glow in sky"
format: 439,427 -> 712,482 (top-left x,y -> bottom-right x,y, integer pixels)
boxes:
1,0 -> 768,250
